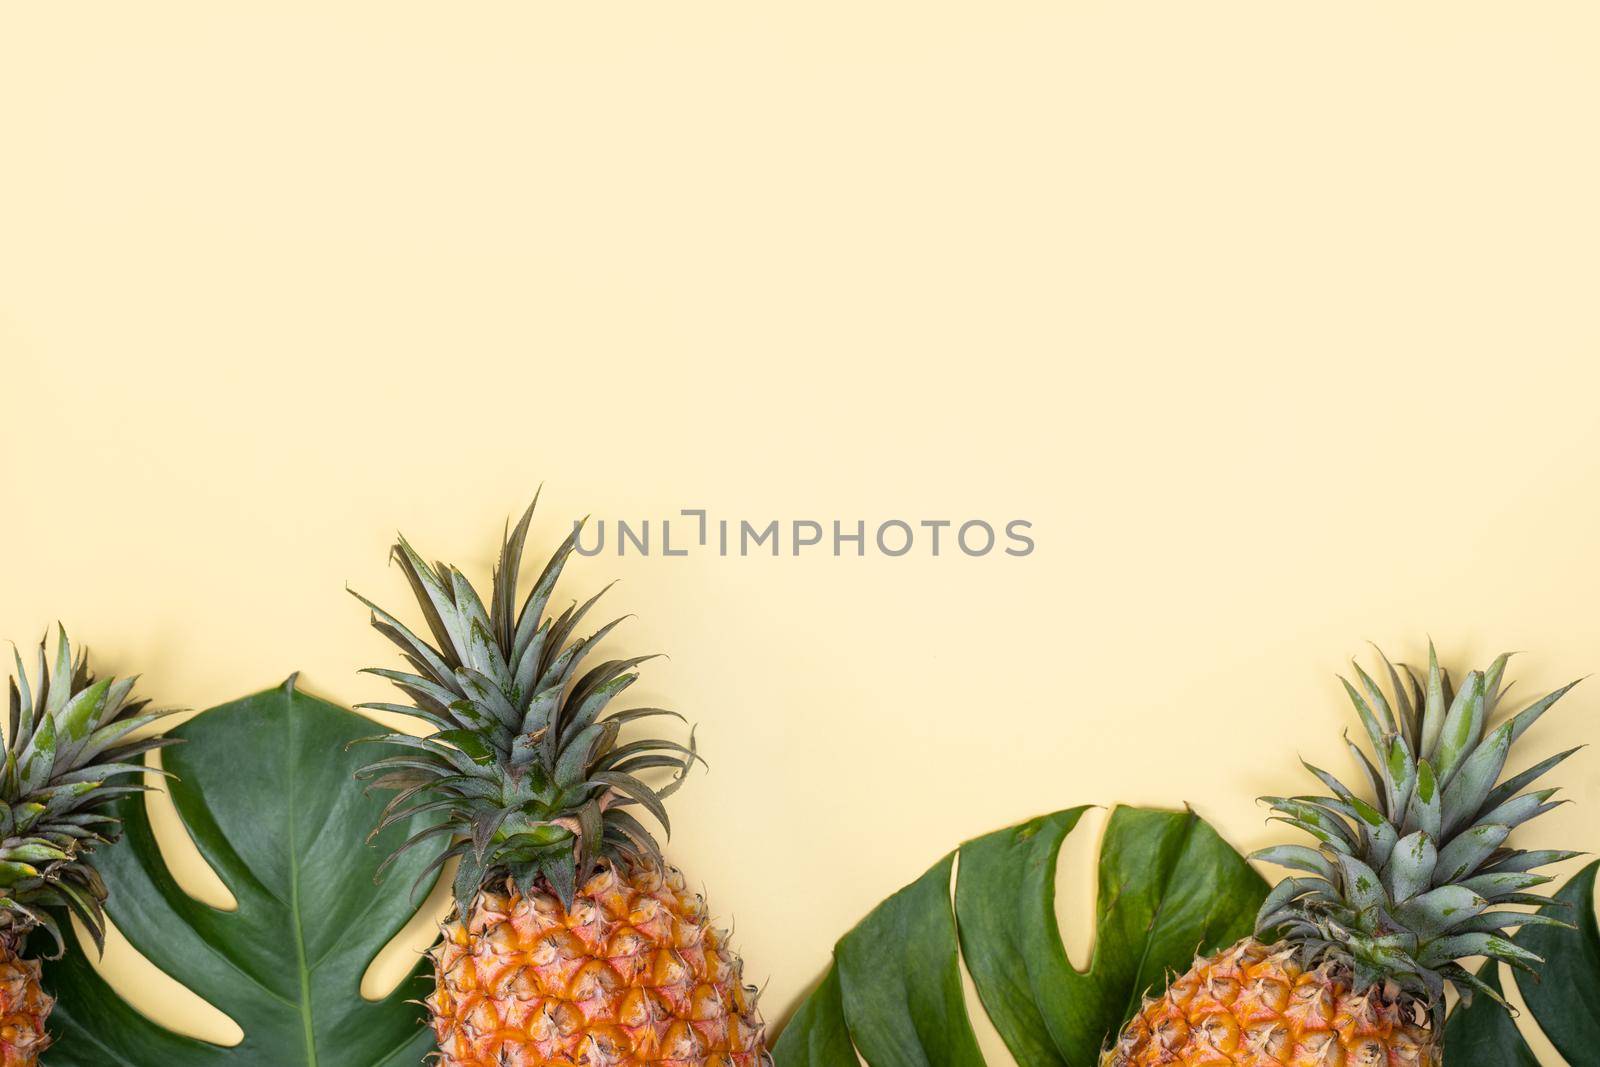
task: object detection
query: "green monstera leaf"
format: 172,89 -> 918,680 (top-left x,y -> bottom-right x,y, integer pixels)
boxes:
1517,860 -> 1600,1064
37,679 -> 442,1066
775,806 -> 1269,1067
1439,964 -> 1540,1067
1444,860 -> 1600,1067
775,810 -> 1600,1067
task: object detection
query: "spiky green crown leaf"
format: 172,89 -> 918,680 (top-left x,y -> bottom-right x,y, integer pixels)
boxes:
3,626 -> 178,956
352,495 -> 697,915
1252,642 -> 1582,1023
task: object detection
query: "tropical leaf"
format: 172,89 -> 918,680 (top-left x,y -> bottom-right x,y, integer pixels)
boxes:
1512,859 -> 1600,1065
779,966 -> 857,1067
1441,861 -> 1600,1065
1440,962 -> 1540,1066
775,809 -> 1597,1066
36,678 -> 443,1066
774,806 -> 1269,1067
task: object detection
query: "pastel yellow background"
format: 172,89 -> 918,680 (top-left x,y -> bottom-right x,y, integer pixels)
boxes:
2,4 -> 1597,1063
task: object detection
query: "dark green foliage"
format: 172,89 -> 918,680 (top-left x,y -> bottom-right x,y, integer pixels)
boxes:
775,806 -> 1268,1067
775,811 -> 1599,1067
39,680 -> 442,1066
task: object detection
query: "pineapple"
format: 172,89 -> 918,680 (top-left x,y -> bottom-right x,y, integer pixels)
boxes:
0,627 -> 175,1066
1105,644 -> 1581,1066
352,498 -> 769,1067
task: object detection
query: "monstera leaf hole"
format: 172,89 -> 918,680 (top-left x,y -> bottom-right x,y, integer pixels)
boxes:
350,693 -> 459,1003
144,747 -> 238,911
773,806 -> 1270,1067
949,807 -> 1121,1063
863,809 -> 1106,1040
359,852 -> 456,1001
1496,961 -> 1557,1063
777,808 -> 1116,1064
778,813 -> 1600,1067
78,722 -> 449,1041
51,742 -> 248,1046
39,680 -> 447,1066
66,909 -> 245,1046
1051,806 -> 1108,971
1500,859 -> 1600,1065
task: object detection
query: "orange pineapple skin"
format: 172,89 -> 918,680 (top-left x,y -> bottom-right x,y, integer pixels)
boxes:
1102,938 -> 1438,1067
0,942 -> 50,1067
427,864 -> 769,1066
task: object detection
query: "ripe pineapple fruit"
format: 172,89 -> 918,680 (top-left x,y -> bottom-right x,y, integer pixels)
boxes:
0,627 -> 175,1066
353,498 -> 769,1066
1105,644 -> 1580,1066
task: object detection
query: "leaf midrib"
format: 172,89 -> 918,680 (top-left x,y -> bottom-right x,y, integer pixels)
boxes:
42,685 -> 451,1066
286,701 -> 318,1066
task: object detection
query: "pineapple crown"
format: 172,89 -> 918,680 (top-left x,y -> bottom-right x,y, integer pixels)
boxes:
352,494 -> 698,915
3,627 -> 178,956
1253,642 -> 1583,1022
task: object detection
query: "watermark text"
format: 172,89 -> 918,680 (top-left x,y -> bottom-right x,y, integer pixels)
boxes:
573,511 -> 1034,558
